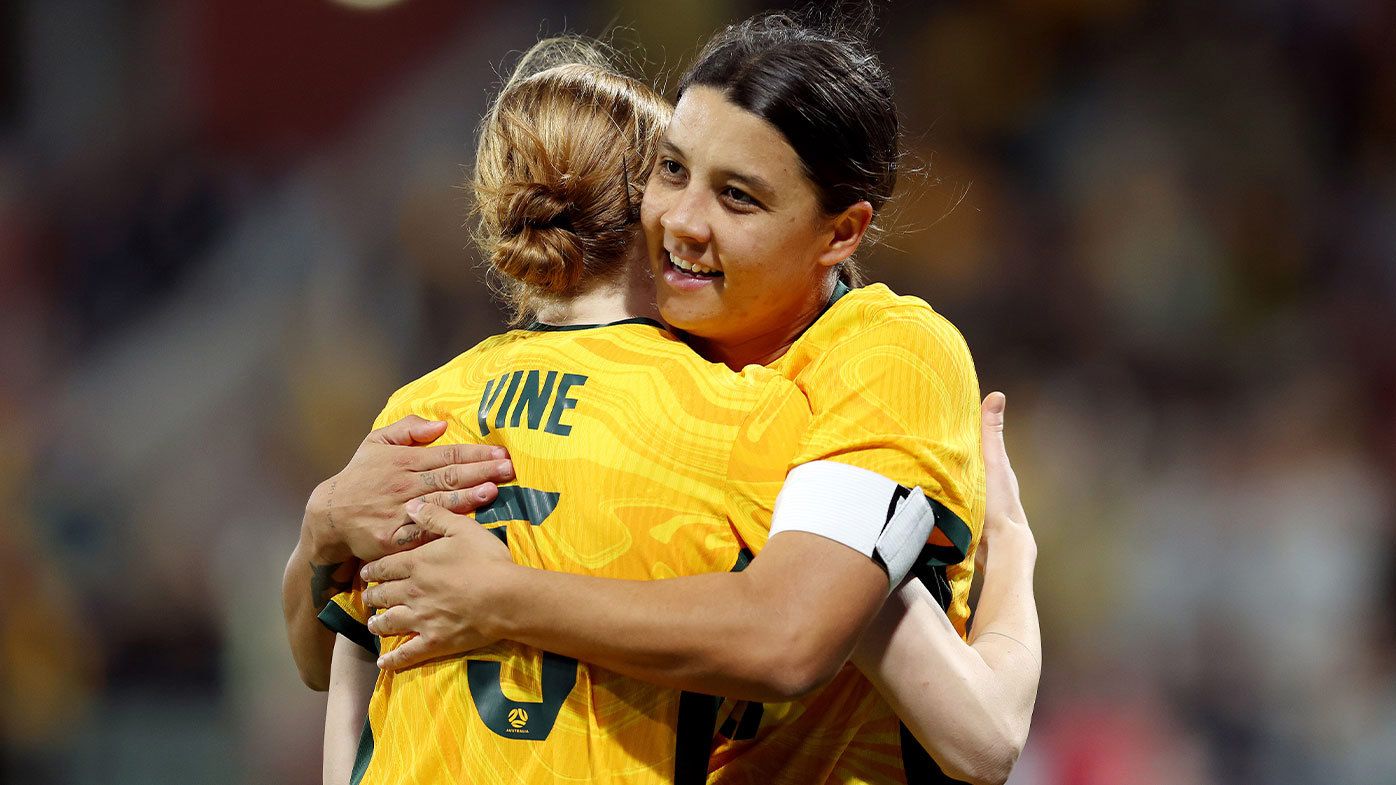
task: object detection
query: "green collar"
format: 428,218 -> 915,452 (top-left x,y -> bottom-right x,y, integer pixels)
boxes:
827,279 -> 852,311
523,316 -> 666,333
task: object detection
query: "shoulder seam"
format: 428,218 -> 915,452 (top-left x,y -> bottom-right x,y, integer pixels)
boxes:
800,301 -> 969,385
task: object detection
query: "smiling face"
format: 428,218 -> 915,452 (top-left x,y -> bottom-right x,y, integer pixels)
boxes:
640,86 -> 872,368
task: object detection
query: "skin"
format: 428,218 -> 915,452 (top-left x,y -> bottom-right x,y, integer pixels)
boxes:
317,87 -> 1039,783
337,393 -> 1038,785
319,237 -> 663,779
357,88 -> 892,702
281,415 -> 510,690
851,392 -> 1040,784
645,86 -> 873,370
364,529 -> 886,701
287,219 -> 661,692
324,635 -> 375,785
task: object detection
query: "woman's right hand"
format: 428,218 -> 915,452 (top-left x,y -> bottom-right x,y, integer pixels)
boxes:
300,415 -> 516,564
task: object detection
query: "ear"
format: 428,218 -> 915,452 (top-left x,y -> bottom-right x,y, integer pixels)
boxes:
815,201 -> 875,268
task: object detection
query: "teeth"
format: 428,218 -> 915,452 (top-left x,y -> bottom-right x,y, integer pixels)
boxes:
670,252 -> 719,276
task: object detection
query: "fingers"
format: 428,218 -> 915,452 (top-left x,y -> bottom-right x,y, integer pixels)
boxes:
418,482 -> 499,514
368,415 -> 448,447
384,523 -> 441,554
361,578 -> 413,610
409,442 -> 509,472
366,606 -> 417,637
361,501 -> 474,580
361,552 -> 412,584
383,485 -> 497,555
981,392 -> 1007,461
405,500 -> 467,538
980,392 -> 1026,521
377,635 -> 440,671
413,459 -> 514,496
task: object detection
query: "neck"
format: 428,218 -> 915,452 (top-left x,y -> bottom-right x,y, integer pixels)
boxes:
687,276 -> 836,370
532,255 -> 660,327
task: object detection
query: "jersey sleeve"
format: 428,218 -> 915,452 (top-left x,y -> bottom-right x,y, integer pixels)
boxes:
725,378 -> 812,556
769,311 -> 984,577
318,576 -> 378,656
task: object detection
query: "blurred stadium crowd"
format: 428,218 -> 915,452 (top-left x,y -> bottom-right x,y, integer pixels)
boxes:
2,1 -> 1393,783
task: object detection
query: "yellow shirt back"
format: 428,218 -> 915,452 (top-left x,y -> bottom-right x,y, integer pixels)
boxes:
321,318 -> 810,785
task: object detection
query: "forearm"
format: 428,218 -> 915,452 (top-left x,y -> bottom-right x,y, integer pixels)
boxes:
967,532 -> 1041,721
489,569 -> 811,701
283,520 -> 355,691
962,532 -> 1041,775
324,636 -> 376,785
854,535 -> 1039,785
484,536 -> 886,702
282,536 -> 336,690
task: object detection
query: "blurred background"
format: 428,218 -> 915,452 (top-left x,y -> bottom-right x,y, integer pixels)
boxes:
3,0 -> 1393,783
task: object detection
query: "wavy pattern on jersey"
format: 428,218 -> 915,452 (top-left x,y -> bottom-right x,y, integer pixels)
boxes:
714,284 -> 986,785
709,665 -> 891,785
347,322 -> 808,785
772,284 -> 985,630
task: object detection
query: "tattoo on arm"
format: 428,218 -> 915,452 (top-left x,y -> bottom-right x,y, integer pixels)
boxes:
310,560 -> 355,609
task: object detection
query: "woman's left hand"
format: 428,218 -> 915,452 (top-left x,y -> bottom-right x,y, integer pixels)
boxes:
360,499 -> 515,670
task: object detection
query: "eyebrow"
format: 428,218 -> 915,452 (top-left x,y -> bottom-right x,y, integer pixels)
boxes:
660,140 -> 777,201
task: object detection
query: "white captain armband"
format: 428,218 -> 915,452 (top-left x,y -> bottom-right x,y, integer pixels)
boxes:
770,461 -> 937,590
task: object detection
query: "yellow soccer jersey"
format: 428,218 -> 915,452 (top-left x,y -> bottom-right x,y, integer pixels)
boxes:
318,317 -> 810,785
711,282 -> 986,785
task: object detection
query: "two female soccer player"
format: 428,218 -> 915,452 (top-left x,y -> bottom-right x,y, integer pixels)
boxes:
284,12 -> 1040,785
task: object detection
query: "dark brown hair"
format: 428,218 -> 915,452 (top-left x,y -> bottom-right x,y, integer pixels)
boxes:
679,9 -> 898,286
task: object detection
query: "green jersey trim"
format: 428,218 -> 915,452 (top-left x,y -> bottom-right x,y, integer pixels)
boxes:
318,601 -> 379,656
523,317 -> 666,333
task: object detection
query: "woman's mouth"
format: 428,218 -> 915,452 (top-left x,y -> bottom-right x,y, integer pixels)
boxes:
667,252 -> 723,279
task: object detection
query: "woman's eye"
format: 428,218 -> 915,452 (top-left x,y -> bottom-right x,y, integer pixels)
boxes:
723,187 -> 756,207
659,159 -> 683,176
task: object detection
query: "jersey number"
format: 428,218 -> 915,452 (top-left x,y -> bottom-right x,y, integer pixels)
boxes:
466,485 -> 579,741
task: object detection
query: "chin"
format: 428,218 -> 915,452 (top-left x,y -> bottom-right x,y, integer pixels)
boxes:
657,309 -> 702,334
657,302 -> 715,337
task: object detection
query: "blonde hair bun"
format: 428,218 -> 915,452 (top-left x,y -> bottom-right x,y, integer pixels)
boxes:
492,182 -> 584,291
471,38 -> 672,321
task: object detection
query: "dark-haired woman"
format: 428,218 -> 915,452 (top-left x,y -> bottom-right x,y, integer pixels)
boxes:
309,41 -> 820,785
356,14 -> 1038,785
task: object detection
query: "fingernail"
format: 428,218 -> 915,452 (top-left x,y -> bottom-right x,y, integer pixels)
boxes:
406,498 -> 424,515
475,485 -> 493,502
491,446 -> 507,459
496,460 -> 513,479
376,657 -> 386,668
988,392 -> 1006,414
